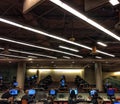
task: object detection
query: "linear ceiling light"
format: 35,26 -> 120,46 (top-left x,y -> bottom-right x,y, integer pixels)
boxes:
0,18 -> 115,57
0,47 -> 57,59
97,42 -> 107,47
0,37 -> 83,58
63,56 -> 71,59
95,56 -> 102,59
9,49 -> 57,59
59,45 -> 79,52
50,0 -> 120,41
96,50 -> 114,57
0,18 -> 91,50
109,0 -> 119,5
0,53 -> 27,59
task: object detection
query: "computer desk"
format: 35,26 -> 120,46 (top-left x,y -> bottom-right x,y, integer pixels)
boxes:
53,92 -> 118,104
0,92 -> 119,104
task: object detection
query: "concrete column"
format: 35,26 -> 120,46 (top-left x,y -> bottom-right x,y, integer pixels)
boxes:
16,62 -> 26,89
84,68 -> 95,84
95,62 -> 103,92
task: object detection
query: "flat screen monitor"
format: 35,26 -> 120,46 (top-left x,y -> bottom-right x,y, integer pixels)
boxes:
60,79 -> 65,87
114,102 -> 120,104
28,89 -> 36,96
49,89 -> 57,96
0,75 -> 3,80
69,88 -> 78,95
107,88 -> 115,96
9,89 -> 18,96
89,90 -> 97,97
13,82 -> 18,87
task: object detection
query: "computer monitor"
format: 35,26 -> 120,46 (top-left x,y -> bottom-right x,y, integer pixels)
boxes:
89,90 -> 97,97
60,79 -> 65,87
28,89 -> 36,96
49,89 -> 57,96
114,102 -> 120,104
9,89 -> 18,96
69,88 -> 78,95
0,75 -> 3,80
107,88 -> 115,96
13,82 -> 18,87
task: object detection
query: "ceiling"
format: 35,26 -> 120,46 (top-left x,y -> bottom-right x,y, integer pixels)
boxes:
0,0 -> 120,71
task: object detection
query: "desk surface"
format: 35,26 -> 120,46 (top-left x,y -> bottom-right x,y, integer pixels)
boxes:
0,92 -> 119,102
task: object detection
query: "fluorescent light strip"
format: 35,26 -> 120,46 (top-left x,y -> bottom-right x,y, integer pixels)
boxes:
0,37 -> 82,58
96,50 -> 114,57
29,69 -> 83,73
63,56 -> 71,59
0,18 -> 91,50
9,49 -> 57,59
109,0 -> 119,5
0,53 -> 27,59
97,42 -> 107,47
0,48 -> 4,50
95,56 -> 102,59
0,47 -> 57,59
50,0 -> 120,41
0,18 -> 115,57
59,45 -> 79,52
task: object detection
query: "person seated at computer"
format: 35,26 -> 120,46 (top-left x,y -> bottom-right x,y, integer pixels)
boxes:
91,91 -> 103,104
21,90 -> 34,104
15,87 -> 25,101
60,75 -> 67,88
68,90 -> 76,104
45,96 -> 54,104
104,80 -> 112,92
1,88 -> 14,104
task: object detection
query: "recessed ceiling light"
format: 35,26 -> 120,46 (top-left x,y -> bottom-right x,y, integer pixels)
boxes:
109,0 -> 119,5
28,58 -> 33,61
97,42 -> 107,47
51,61 -> 54,63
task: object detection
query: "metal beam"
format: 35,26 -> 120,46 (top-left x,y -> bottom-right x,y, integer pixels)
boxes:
0,58 -> 120,63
